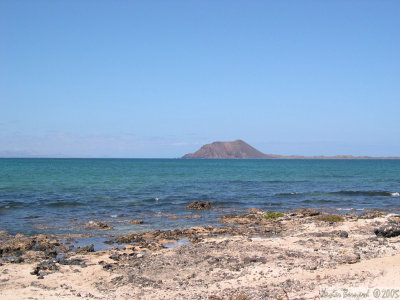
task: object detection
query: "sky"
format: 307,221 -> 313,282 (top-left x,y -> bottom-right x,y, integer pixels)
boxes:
1,0 -> 399,158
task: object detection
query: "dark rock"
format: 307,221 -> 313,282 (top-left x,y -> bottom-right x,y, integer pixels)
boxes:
374,223 -> 400,238
2,256 -> 25,264
111,276 -> 124,285
75,244 -> 94,253
114,234 -> 145,244
209,295 -> 223,300
57,245 -> 74,253
360,211 -> 383,219
34,244 -> 48,252
10,257 -> 24,263
103,264 -> 113,270
44,250 -> 58,258
31,259 -> 59,276
109,254 -> 120,261
57,257 -> 84,266
296,208 -> 321,217
186,201 -> 211,210
340,231 -> 349,238
243,256 -> 267,264
0,237 -> 35,254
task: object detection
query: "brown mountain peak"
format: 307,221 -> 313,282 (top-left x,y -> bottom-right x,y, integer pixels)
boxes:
182,140 -> 275,159
182,140 -> 400,159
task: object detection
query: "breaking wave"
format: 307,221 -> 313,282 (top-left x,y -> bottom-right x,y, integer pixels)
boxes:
276,190 -> 397,197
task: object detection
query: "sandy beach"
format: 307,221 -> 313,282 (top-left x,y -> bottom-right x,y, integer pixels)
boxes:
1,209 -> 400,299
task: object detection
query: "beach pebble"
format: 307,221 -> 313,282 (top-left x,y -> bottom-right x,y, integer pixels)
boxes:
340,253 -> 360,264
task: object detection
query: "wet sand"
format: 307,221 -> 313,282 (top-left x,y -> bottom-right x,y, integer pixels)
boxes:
1,210 -> 400,299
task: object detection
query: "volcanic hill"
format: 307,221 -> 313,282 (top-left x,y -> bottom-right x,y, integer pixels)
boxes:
182,140 -> 278,159
182,140 -> 400,159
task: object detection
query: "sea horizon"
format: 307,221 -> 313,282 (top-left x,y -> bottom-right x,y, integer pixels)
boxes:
1,157 -> 400,159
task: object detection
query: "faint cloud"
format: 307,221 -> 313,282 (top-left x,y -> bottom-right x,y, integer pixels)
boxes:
0,131 -> 203,157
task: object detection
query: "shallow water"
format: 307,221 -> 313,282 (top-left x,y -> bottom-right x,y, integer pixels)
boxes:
70,236 -> 122,252
1,158 -> 399,236
163,238 -> 191,248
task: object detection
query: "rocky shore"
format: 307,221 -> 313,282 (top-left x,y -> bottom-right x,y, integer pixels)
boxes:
1,209 -> 400,299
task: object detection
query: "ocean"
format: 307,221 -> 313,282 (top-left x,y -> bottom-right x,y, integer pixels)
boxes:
0,158 -> 399,236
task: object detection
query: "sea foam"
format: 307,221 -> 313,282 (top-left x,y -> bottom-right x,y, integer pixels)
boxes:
391,192 -> 400,197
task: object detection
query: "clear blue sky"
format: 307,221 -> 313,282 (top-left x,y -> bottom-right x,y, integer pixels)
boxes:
1,1 -> 399,157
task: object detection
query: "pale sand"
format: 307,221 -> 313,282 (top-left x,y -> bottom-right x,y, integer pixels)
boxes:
1,213 -> 400,299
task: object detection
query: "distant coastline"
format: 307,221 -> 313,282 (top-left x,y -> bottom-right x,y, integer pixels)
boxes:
182,140 -> 400,159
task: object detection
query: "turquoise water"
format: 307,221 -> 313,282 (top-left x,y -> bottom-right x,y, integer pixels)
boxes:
0,158 -> 399,236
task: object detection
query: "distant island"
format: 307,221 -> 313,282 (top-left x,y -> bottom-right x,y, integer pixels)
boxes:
182,140 -> 400,159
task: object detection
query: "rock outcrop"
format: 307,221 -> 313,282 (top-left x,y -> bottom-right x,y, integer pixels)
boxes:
375,223 -> 400,238
186,201 -> 211,210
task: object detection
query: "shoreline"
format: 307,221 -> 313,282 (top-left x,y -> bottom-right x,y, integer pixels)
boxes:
1,209 -> 400,299
2,206 -> 397,239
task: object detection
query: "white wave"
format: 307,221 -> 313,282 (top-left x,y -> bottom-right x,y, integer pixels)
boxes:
154,197 -> 159,201
391,192 -> 400,197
